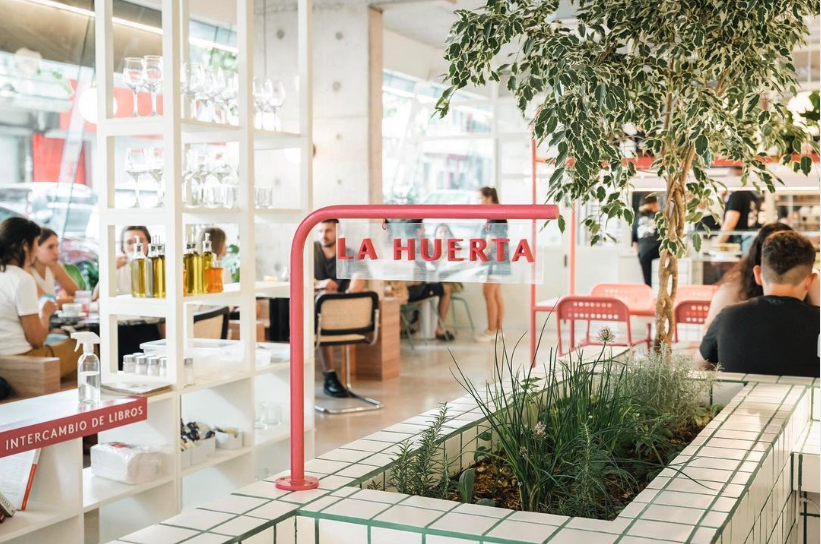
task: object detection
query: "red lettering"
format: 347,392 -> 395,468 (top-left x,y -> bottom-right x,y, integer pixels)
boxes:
337,238 -> 352,260
420,239 -> 442,262
393,238 -> 416,260
511,240 -> 535,263
468,239 -> 489,262
492,238 -> 510,262
357,238 -> 378,260
447,239 -> 464,261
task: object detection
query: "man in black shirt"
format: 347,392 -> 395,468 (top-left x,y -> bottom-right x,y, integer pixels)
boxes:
718,188 -> 762,252
698,231 -> 819,377
631,195 -> 661,286
313,219 -> 365,397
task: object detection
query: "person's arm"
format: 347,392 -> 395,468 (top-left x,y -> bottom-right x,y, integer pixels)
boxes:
315,278 -> 338,292
348,278 -> 366,293
702,283 -> 737,332
810,272 -> 820,306
717,211 -> 740,243
51,263 -> 79,297
16,275 -> 54,349
695,313 -> 721,370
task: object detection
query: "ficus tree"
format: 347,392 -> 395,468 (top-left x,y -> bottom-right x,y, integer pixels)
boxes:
435,0 -> 819,350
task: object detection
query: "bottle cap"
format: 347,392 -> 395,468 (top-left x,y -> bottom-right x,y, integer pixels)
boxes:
133,236 -> 143,255
202,232 -> 212,253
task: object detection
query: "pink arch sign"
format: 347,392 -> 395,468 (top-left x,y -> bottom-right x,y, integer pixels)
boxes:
275,204 -> 559,491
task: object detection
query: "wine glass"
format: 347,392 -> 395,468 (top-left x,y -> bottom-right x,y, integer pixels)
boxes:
253,78 -> 271,129
268,80 -> 286,131
146,147 -> 164,208
223,72 -> 239,126
188,63 -> 206,121
122,57 -> 144,117
124,148 -> 147,208
210,68 -> 227,124
180,62 -> 191,119
142,55 -> 163,116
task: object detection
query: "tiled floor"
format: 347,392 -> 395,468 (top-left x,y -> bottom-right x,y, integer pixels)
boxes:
313,328 -> 534,455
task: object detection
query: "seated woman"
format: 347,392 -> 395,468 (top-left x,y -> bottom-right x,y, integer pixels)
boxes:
703,222 -> 820,331
32,228 -> 79,306
0,217 -> 80,378
199,227 -> 230,284
93,226 -> 151,300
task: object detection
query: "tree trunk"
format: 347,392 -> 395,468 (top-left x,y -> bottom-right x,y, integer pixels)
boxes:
654,173 -> 687,354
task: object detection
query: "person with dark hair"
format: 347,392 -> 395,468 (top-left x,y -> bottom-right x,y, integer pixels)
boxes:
93,226 -> 152,301
0,217 -> 80,378
31,228 -> 79,303
631,194 -> 662,286
476,187 -> 507,342
313,219 -> 366,397
697,230 -> 820,377
703,223 -> 820,331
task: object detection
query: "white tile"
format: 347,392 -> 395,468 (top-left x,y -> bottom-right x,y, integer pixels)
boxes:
120,524 -> 201,544
210,515 -> 270,537
316,475 -> 355,491
301,496 -> 341,513
352,489 -> 408,504
331,487 -> 359,498
485,520 -> 558,543
317,519 -> 366,544
162,510 -> 235,531
567,517 -> 630,534
359,453 -> 394,467
246,500 -> 300,521
701,511 -> 729,527
452,502 -> 512,518
547,528 -> 617,544
400,495 -> 458,511
200,495 -> 270,515
370,527 -> 422,544
627,520 -> 694,542
182,535 -> 232,544
279,488 -> 331,505
322,498 -> 391,520
235,480 -> 293,500
336,464 -> 378,478
320,448 -> 373,463
296,516 -> 315,544
653,491 -> 714,509
343,439 -> 393,453
365,431 -> 414,443
304,458 -> 351,475
429,512 -> 498,536
690,526 -> 719,544
425,537 -> 475,544
642,504 -> 703,525
374,504 -> 443,527
508,511 -> 568,526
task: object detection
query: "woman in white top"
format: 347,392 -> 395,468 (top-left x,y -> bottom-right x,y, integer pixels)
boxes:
32,228 -> 79,304
0,217 -> 80,378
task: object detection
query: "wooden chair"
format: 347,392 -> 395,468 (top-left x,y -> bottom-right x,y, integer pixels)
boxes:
674,300 -> 711,343
0,355 -> 61,401
193,306 -> 230,339
556,296 -> 645,356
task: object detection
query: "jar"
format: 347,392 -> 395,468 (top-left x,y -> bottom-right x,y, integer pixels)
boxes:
135,355 -> 148,375
122,354 -> 136,374
184,358 -> 195,386
147,356 -> 160,377
159,357 -> 167,377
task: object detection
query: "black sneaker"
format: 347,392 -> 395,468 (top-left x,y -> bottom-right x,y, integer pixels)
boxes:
323,370 -> 349,398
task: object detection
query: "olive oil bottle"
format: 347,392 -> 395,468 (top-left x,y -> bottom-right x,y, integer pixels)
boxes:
152,235 -> 166,298
130,237 -> 146,298
201,232 -> 213,293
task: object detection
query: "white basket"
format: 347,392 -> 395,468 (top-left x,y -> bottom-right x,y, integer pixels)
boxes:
215,431 -> 243,450
180,448 -> 192,469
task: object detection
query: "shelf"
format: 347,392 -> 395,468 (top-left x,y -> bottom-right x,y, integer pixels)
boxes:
254,361 -> 290,375
253,208 -> 307,223
181,371 -> 251,394
255,280 -> 289,298
103,118 -> 242,142
82,469 -> 174,513
103,296 -> 167,318
101,208 -> 166,226
253,129 -> 303,149
102,117 -> 164,137
182,208 -> 242,223
253,424 -> 289,446
0,502 -> 78,543
181,283 -> 244,305
180,446 -> 252,477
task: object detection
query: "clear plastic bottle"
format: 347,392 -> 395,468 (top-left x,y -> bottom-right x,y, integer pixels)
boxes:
184,358 -> 195,386
72,332 -> 101,405
130,237 -> 146,298
122,354 -> 136,374
152,235 -> 166,298
147,356 -> 160,377
135,354 -> 148,375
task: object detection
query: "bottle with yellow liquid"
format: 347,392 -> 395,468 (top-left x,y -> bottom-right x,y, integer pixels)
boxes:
144,238 -> 155,298
201,232 -> 213,293
130,236 -> 146,298
152,235 -> 166,298
183,238 -> 195,296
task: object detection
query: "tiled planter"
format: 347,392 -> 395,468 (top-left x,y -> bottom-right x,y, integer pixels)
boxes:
111,373 -> 819,544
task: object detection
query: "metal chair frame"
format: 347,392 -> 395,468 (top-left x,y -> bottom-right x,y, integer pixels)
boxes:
556,295 -> 646,356
673,299 -> 711,343
314,292 -> 382,415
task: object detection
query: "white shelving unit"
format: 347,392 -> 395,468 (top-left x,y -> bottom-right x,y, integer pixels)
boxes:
0,0 -> 314,542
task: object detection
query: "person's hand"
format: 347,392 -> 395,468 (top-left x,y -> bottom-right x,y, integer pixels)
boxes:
116,255 -> 129,269
40,299 -> 57,319
323,279 -> 339,293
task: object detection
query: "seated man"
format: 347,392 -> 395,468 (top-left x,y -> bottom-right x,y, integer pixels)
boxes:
697,231 -> 819,377
314,219 -> 365,397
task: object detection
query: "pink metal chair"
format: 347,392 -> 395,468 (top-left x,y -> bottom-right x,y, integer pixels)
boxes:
556,296 -> 644,356
676,284 -> 718,302
673,300 -> 711,343
590,283 -> 654,348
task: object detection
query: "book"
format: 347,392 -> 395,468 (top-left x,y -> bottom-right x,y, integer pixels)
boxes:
102,382 -> 174,396
0,448 -> 40,511
0,489 -> 16,517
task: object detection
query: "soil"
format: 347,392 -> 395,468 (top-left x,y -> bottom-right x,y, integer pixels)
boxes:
447,419 -> 708,518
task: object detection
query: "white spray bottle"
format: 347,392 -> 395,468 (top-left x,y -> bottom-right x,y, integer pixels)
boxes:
72,332 -> 101,405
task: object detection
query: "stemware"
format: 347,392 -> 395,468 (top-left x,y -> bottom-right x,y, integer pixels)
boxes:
124,148 -> 147,208
142,55 -> 163,116
253,78 -> 271,129
180,62 -> 191,119
122,57 -> 144,117
268,80 -> 286,131
183,148 -> 205,207
223,72 -> 239,126
209,68 -> 227,124
188,63 -> 206,121
146,147 -> 164,208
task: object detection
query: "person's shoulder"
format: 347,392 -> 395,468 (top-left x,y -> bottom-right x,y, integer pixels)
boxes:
2,266 -> 35,288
